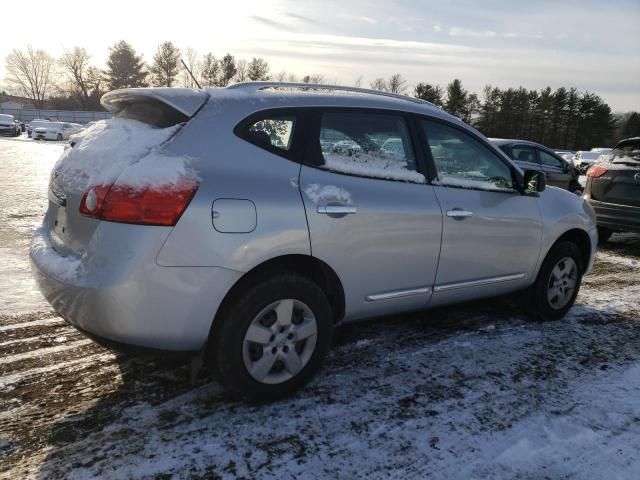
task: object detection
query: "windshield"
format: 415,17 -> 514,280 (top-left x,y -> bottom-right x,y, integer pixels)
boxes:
0,114 -> 14,125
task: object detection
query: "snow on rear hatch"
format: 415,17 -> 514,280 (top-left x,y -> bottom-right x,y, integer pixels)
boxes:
40,88 -> 207,262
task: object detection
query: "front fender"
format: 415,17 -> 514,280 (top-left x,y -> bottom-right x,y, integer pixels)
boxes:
535,187 -> 597,274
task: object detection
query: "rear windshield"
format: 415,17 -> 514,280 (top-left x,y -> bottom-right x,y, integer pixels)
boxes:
610,143 -> 640,163
0,114 -> 14,124
115,100 -> 188,128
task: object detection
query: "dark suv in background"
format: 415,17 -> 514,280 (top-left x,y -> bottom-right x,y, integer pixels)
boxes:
491,139 -> 582,193
583,137 -> 640,242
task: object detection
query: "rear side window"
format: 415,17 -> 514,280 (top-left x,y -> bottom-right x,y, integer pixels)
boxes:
313,111 -> 424,183
247,116 -> 295,151
421,120 -> 514,191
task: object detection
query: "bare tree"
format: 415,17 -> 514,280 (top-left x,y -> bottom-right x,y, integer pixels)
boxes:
234,59 -> 248,83
387,73 -> 407,94
353,75 -> 363,88
5,46 -> 55,108
180,47 -> 201,88
370,78 -> 387,91
302,74 -> 325,84
275,70 -> 288,82
59,47 -> 102,110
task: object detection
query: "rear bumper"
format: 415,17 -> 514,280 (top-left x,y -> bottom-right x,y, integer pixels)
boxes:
590,199 -> 640,233
30,227 -> 242,352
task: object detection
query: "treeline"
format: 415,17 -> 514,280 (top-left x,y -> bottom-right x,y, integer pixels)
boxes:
412,79 -> 634,149
2,42 -> 638,149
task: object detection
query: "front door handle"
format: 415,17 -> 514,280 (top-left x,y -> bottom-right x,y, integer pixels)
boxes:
317,205 -> 357,215
446,208 -> 473,218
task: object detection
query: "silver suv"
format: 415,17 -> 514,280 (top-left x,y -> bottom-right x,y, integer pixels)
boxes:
31,83 -> 598,400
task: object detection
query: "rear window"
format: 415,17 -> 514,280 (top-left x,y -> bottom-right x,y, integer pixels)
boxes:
116,100 -> 189,128
610,143 -> 640,163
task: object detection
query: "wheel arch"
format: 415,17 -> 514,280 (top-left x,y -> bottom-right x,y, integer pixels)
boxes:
544,228 -> 592,270
208,254 -> 345,343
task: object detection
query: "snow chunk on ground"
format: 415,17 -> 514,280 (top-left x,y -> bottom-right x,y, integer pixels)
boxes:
322,152 -> 426,184
54,118 -> 184,191
303,184 -> 353,205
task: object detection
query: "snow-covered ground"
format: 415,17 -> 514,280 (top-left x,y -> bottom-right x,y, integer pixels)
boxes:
1,136 -> 639,479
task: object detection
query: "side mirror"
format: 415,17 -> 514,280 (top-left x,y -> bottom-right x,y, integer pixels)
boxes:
523,169 -> 546,193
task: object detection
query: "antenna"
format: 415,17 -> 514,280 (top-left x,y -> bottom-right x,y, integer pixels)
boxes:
181,59 -> 202,89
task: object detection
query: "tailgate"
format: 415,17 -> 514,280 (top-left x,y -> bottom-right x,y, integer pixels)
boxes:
46,88 -> 209,257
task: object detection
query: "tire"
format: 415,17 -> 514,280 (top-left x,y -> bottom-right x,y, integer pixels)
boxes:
56,133 -> 63,141
527,241 -> 583,321
597,227 -> 612,243
210,274 -> 333,401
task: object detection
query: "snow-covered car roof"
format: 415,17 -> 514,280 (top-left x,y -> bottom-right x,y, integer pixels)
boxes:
0,113 -> 15,122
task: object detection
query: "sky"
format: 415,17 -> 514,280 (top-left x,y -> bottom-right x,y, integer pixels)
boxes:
1,0 -> 638,111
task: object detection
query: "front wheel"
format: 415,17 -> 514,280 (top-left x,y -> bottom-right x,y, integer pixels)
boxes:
527,241 -> 583,321
210,274 -> 333,401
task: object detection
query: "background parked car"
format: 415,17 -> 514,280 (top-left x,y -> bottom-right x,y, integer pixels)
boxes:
491,138 -> 582,193
0,114 -> 21,137
27,119 -> 50,138
583,137 -> 640,241
574,151 -> 605,174
32,122 -> 82,141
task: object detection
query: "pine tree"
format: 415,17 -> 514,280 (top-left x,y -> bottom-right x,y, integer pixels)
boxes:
445,79 -> 468,118
414,83 -> 443,106
247,57 -> 270,81
104,41 -> 147,90
150,41 -> 181,87
200,53 -> 219,87
621,112 -> 640,139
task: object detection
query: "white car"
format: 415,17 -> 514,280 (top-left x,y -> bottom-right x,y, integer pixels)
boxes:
32,122 -> 82,141
573,151 -> 604,173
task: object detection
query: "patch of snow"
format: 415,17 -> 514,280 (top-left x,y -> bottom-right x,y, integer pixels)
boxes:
0,339 -> 92,366
303,183 -> 353,205
434,174 -> 514,192
597,251 -> 640,268
322,152 -> 426,184
30,227 -> 83,282
53,118 -> 197,192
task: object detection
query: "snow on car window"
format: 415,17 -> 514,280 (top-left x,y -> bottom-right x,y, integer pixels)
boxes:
422,121 -> 514,191
318,113 -> 425,184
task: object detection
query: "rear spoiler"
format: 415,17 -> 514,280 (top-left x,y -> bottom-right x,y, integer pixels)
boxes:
101,88 -> 209,118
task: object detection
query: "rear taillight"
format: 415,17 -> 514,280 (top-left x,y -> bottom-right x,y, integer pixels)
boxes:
586,165 -> 607,178
80,180 -> 199,226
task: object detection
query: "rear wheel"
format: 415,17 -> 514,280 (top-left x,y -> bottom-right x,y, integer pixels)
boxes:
56,133 -> 63,141
597,227 -> 612,243
527,241 -> 583,321
210,274 -> 333,401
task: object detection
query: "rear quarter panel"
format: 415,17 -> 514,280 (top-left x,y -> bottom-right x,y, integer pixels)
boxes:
156,100 -> 310,271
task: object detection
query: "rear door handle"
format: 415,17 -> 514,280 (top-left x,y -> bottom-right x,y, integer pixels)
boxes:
317,205 -> 357,215
446,209 -> 473,218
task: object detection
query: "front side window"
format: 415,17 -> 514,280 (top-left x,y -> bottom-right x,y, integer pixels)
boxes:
246,116 -> 295,151
539,150 -> 564,168
316,112 -> 424,183
421,120 -> 514,191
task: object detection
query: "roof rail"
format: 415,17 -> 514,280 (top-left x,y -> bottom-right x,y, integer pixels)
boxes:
226,81 -> 434,106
